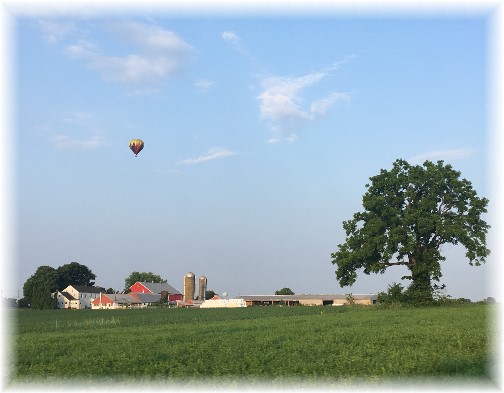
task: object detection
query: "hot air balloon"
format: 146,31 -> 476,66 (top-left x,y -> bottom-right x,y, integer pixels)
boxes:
129,139 -> 144,157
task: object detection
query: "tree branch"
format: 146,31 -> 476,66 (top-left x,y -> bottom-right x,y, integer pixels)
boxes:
378,260 -> 410,267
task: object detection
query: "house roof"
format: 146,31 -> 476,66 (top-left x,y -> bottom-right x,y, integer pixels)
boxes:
61,291 -> 76,301
134,281 -> 181,295
67,285 -> 102,294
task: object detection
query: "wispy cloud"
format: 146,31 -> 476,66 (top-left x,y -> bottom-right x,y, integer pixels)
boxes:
194,79 -> 215,93
257,64 -> 350,138
221,31 -> 352,144
62,22 -> 193,88
409,148 -> 477,164
221,30 -> 258,64
51,111 -> 108,150
178,148 -> 237,165
38,20 -> 76,44
222,31 -> 240,45
53,135 -> 107,150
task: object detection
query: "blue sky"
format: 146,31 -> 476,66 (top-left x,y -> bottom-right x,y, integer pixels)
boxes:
5,7 -> 498,301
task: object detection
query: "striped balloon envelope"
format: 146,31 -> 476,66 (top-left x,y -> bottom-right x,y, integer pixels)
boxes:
129,139 -> 144,157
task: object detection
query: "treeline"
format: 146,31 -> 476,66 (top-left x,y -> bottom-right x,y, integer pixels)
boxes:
16,263 -> 216,310
19,262 -> 97,309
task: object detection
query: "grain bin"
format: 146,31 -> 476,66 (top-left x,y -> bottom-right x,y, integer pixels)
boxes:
183,272 -> 195,302
199,276 -> 207,301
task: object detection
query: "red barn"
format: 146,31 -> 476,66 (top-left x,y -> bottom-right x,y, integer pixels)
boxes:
129,281 -> 183,302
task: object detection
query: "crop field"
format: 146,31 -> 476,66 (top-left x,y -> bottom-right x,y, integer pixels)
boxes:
6,304 -> 497,388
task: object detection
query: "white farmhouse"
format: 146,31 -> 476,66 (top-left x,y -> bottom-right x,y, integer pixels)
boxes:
54,285 -> 102,309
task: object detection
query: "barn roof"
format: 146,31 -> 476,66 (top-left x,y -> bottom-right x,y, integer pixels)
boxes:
105,294 -> 142,304
131,293 -> 161,303
134,282 -> 181,295
68,285 -> 102,294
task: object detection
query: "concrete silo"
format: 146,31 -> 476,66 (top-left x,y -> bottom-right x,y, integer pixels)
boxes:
198,276 -> 207,301
183,272 -> 195,302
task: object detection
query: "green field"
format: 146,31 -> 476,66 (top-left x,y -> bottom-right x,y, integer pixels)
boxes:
7,304 -> 497,387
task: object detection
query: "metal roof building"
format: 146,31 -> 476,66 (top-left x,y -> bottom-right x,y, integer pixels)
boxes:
238,294 -> 377,307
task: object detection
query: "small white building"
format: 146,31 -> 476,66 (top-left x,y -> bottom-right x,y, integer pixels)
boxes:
54,285 -> 102,309
200,296 -> 247,308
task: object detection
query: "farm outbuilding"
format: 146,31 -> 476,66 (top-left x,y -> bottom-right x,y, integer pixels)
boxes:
238,294 -> 377,307
200,296 -> 247,308
91,292 -> 162,309
129,281 -> 183,302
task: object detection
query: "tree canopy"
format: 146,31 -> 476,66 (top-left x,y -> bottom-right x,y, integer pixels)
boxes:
275,287 -> 295,295
22,262 -> 97,309
331,159 -> 490,299
124,271 -> 167,293
22,265 -> 59,309
56,262 -> 96,289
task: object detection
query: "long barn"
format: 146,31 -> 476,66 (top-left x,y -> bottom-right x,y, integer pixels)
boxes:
237,294 -> 377,307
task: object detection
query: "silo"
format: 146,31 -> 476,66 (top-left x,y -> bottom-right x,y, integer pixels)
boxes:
183,272 -> 195,302
198,276 -> 207,301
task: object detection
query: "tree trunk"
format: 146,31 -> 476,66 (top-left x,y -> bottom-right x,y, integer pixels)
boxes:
406,259 -> 434,302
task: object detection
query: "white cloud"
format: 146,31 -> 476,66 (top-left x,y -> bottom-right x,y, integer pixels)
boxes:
50,111 -> 108,150
408,149 -> 477,164
222,31 -> 240,44
221,32 -> 352,144
194,79 -> 215,93
53,135 -> 107,150
38,20 -> 75,43
178,148 -> 237,165
63,22 -> 193,87
285,134 -> 299,143
221,30 -> 257,63
310,92 -> 350,116
257,68 -> 349,134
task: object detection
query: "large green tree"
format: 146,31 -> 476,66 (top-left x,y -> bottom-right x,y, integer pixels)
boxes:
56,262 -> 96,290
22,265 -> 59,309
331,159 -> 490,299
22,262 -> 97,309
124,271 -> 167,293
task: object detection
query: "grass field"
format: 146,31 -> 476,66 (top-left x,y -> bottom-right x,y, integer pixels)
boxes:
7,304 -> 497,387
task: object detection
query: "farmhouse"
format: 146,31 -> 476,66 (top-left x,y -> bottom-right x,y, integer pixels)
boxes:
54,285 -> 102,309
238,294 -> 378,307
129,281 -> 183,302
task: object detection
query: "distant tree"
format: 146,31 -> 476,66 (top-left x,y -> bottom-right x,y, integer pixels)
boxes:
275,287 -> 295,295
332,159 -> 490,302
23,265 -> 59,310
105,288 -> 116,294
17,297 -> 30,308
56,262 -> 96,290
124,271 -> 167,293
205,290 -> 216,300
